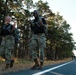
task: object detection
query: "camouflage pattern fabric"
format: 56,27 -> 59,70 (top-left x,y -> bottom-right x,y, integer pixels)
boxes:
0,35 -> 15,64
29,33 -> 46,62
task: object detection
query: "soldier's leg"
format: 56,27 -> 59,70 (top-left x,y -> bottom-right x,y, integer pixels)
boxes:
29,38 -> 39,69
7,36 -> 15,68
0,47 -> 5,58
38,34 -> 46,69
4,49 -> 11,69
0,38 -> 6,58
0,38 -> 9,70
4,50 -> 14,69
38,47 -> 44,69
4,36 -> 15,69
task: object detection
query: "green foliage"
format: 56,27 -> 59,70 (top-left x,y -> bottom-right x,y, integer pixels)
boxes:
0,0 -> 75,60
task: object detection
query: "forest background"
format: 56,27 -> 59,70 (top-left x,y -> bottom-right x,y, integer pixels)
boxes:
0,0 -> 76,61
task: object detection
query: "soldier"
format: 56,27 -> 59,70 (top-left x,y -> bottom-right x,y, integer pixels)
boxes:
0,16 -> 15,70
29,10 -> 48,69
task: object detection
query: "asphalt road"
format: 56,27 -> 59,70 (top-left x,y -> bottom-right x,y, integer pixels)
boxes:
4,60 -> 76,75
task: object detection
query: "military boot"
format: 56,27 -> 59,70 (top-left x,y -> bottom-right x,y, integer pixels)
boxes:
38,62 -> 43,70
10,59 -> 14,68
2,64 -> 10,71
31,59 -> 39,70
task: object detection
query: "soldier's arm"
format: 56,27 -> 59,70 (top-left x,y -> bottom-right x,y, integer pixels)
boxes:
38,17 -> 47,28
0,26 -> 3,36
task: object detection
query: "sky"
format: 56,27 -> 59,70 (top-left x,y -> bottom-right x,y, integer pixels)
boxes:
34,0 -> 76,41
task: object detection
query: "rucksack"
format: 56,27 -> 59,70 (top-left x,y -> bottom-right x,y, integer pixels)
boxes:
13,28 -> 20,43
41,17 -> 48,36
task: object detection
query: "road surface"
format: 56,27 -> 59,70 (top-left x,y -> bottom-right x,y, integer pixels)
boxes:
4,60 -> 76,75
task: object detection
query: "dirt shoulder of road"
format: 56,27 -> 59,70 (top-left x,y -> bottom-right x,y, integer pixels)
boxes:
0,58 -> 72,75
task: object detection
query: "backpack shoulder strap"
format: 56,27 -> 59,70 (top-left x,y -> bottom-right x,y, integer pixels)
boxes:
3,24 -> 12,31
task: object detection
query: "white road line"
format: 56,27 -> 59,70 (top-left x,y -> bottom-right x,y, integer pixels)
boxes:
32,61 -> 74,75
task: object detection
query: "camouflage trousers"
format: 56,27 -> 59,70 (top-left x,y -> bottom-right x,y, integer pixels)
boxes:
0,35 -> 15,64
29,33 -> 46,62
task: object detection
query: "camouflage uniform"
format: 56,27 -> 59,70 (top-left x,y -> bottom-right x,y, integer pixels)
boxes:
29,33 -> 46,62
0,35 -> 15,64
0,16 -> 16,70
29,10 -> 48,69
